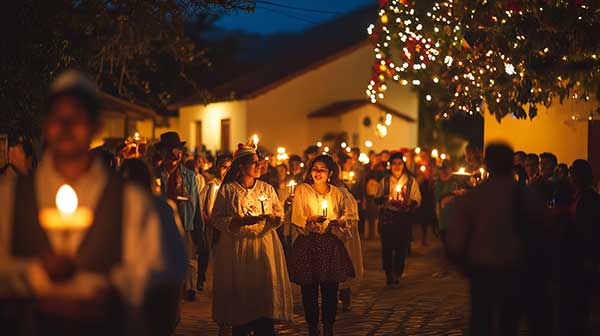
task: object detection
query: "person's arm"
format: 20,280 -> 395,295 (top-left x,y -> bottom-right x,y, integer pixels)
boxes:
111,184 -> 186,308
409,177 -> 422,207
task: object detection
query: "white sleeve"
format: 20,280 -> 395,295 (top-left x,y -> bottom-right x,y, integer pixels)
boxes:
110,185 -> 185,308
410,178 -> 422,206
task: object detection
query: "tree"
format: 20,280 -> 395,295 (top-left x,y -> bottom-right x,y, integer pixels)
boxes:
0,0 -> 254,139
367,0 -> 600,121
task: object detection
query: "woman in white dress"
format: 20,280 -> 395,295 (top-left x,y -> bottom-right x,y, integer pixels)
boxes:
289,154 -> 355,336
211,143 -> 293,336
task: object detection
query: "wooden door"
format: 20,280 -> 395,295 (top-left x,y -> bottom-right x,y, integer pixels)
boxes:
195,121 -> 202,152
220,119 -> 230,152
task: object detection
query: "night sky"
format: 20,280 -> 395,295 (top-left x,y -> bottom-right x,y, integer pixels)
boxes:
217,0 -> 375,35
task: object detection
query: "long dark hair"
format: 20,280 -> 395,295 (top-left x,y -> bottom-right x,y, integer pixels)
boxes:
222,154 -> 255,184
304,154 -> 338,185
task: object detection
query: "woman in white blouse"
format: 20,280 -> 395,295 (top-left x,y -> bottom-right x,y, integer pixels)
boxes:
289,154 -> 355,336
210,143 -> 293,336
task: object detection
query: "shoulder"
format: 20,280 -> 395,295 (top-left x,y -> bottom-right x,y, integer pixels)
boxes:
180,166 -> 196,179
255,179 -> 276,193
123,182 -> 154,208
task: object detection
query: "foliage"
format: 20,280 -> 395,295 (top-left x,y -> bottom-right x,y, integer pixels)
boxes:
0,0 -> 254,138
367,0 -> 600,121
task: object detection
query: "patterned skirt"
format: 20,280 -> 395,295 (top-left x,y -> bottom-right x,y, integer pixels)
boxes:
288,233 -> 355,285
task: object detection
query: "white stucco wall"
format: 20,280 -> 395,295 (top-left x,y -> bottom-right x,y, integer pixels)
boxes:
484,99 -> 597,164
246,43 -> 418,155
179,101 -> 247,153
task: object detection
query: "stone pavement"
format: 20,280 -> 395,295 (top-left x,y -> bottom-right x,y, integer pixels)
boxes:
176,240 -> 471,336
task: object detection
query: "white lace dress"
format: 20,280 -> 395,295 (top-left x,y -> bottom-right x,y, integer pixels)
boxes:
210,180 -> 293,325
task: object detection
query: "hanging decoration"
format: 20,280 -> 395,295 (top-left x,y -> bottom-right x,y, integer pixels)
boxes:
367,0 -> 600,121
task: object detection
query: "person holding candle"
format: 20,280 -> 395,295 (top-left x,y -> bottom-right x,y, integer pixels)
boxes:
210,142 -> 292,336
0,70 -> 186,335
375,152 -> 421,286
330,161 -> 363,312
156,131 -> 203,302
289,154 -> 355,336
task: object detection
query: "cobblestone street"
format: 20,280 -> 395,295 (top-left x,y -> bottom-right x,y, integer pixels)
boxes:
177,240 -> 471,335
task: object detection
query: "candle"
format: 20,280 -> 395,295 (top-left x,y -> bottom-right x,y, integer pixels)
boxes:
431,149 -> 439,158
453,167 -> 472,176
251,134 -> 260,147
287,180 -> 297,196
321,200 -> 328,217
395,183 -> 402,200
258,195 -> 268,215
39,184 -> 93,255
349,171 -> 355,182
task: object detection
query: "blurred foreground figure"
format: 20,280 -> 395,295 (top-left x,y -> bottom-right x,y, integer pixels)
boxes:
0,70 -> 185,335
447,143 -> 552,336
559,159 -> 600,336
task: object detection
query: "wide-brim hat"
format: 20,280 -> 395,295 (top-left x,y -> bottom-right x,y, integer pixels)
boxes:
156,131 -> 186,150
232,143 -> 257,162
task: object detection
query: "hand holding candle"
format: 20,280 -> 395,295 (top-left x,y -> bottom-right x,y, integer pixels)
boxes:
287,180 -> 297,196
258,195 -> 268,215
38,184 -> 94,281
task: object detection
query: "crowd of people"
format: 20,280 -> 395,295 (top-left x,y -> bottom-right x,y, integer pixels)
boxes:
1,70 -> 600,336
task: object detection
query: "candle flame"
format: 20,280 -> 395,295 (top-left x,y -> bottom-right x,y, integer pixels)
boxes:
287,180 -> 297,187
479,168 -> 486,175
321,200 -> 328,210
420,165 -> 427,172
258,195 -> 268,202
395,184 -> 402,192
415,147 -> 421,154
458,167 -> 466,174
349,171 -> 355,178
56,184 -> 78,216
251,134 -> 259,146
431,149 -> 439,158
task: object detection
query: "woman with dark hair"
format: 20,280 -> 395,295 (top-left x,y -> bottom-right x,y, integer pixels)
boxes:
289,154 -> 355,336
375,152 -> 421,286
211,143 -> 292,336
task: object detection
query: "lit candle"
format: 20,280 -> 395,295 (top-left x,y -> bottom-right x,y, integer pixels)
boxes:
39,185 -> 93,255
395,184 -> 402,200
431,149 -> 439,158
321,200 -> 328,217
258,195 -> 268,215
349,171 -> 355,183
251,134 -> 260,147
420,165 -> 427,172
287,180 -> 297,196
454,167 -> 472,176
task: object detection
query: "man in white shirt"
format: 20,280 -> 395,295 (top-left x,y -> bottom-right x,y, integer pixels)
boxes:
0,70 -> 186,335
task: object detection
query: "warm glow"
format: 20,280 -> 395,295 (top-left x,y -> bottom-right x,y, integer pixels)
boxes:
395,184 -> 402,193
365,140 -> 373,148
359,153 -> 370,164
440,153 -> 447,160
323,146 -> 330,153
402,156 -> 407,162
345,147 -> 351,153
316,141 -> 323,148
258,195 -> 268,202
277,147 -> 286,154
431,149 -> 439,158
458,167 -> 466,174
251,134 -> 260,146
341,142 -> 347,148
415,147 -> 421,154
349,171 -> 355,179
133,132 -> 140,141
479,168 -> 486,175
287,180 -> 297,187
321,200 -> 328,211
420,165 -> 427,172
56,184 -> 78,216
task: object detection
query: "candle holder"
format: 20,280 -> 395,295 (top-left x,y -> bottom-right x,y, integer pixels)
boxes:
38,185 -> 93,281
287,180 -> 297,196
258,195 -> 268,215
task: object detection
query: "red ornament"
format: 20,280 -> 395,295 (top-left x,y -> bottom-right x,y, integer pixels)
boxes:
379,0 -> 389,8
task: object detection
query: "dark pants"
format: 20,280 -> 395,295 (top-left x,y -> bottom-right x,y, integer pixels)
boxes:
468,269 -> 522,336
232,317 -> 275,336
300,283 -> 339,329
559,264 -> 594,336
379,215 -> 412,276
